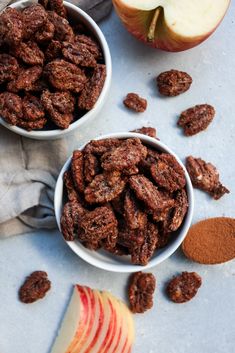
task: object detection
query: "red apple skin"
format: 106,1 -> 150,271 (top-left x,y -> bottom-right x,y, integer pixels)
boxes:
113,0 -> 231,52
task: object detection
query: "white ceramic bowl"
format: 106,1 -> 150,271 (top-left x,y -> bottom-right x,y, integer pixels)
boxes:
55,132 -> 194,272
0,0 -> 112,140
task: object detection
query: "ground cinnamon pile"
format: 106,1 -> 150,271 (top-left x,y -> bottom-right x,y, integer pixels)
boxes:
182,217 -> 235,264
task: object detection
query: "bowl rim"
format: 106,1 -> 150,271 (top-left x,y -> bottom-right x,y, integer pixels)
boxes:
54,132 -> 194,273
0,0 -> 112,140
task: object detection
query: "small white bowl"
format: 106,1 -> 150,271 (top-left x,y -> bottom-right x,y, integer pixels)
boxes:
0,0 -> 112,140
54,132 -> 194,272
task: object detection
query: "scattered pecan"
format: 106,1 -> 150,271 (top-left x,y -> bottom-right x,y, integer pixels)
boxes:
101,138 -> 147,172
132,126 -> 157,139
22,94 -> 45,121
0,8 -> 24,47
41,89 -> 75,129
178,104 -> 215,136
131,222 -> 158,265
78,206 -> 118,247
124,190 -> 147,230
78,64 -> 106,110
35,20 -> 55,44
129,174 -> 174,211
7,66 -> 43,93
84,171 -> 126,204
62,41 -> 97,67
150,153 -> 186,192
157,69 -> 192,97
123,93 -> 147,112
60,200 -> 84,241
19,271 -> 51,304
167,272 -> 202,303
22,4 -> 48,39
84,153 -> 100,183
129,271 -> 156,313
44,59 -> 87,93
12,41 -> 44,66
71,150 -> 85,193
48,11 -> 74,42
186,156 -> 229,200
0,54 -> 19,84
0,92 -> 22,125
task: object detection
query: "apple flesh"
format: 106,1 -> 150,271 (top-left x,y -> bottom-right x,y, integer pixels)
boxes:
50,285 -> 135,353
113,0 -> 231,51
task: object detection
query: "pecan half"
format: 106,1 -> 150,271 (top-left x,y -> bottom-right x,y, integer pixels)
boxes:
7,66 -> 43,93
22,94 -> 45,121
124,190 -> 147,230
62,41 -> 97,67
123,93 -> 147,112
0,54 -> 19,85
132,126 -> 157,138
71,150 -> 85,193
129,271 -> 156,313
0,8 -> 24,47
60,200 -> 84,241
84,153 -> 100,184
157,69 -> 192,97
166,272 -> 202,303
0,92 -> 22,125
186,156 -> 229,200
19,271 -> 51,304
63,170 -> 79,202
178,104 -> 215,136
23,4 -> 48,39
12,41 -> 44,66
150,153 -> 186,192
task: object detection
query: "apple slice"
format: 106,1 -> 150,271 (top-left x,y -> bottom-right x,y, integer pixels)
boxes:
113,0 -> 230,51
50,285 -> 135,353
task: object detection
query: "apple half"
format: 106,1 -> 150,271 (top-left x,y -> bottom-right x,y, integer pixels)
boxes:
113,0 -> 231,51
50,285 -> 135,353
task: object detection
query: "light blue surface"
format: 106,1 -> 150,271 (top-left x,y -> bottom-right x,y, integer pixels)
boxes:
0,3 -> 235,353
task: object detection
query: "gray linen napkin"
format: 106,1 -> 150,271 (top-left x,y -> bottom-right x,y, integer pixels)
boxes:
0,0 -> 112,237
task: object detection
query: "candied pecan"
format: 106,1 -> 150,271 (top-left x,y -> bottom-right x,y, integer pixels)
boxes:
150,153 -> 186,192
22,4 -> 48,39
186,156 -> 229,200
131,222 -> 158,265
0,8 -> 24,47
122,165 -> 139,176
63,170 -> 79,202
74,34 -> 101,59
178,104 -> 215,136
44,59 -> 87,93
167,272 -> 202,303
118,222 -> 145,249
101,138 -> 147,172
7,66 -> 42,93
71,150 -> 85,193
45,40 -> 62,61
22,94 -> 45,121
168,189 -> 188,232
35,20 -> 55,43
84,138 -> 121,156
12,41 -> 44,66
129,175 -> 174,211
78,64 -> 106,110
139,147 -> 160,171
124,190 -> 147,230
48,0 -> 67,18
60,200 -> 84,241
78,206 -> 118,246
41,90 -> 75,129
62,41 -> 97,67
123,93 -> 147,113
132,126 -> 157,139
17,118 -> 47,131
0,54 -> 19,84
84,153 -> 100,184
129,271 -> 156,313
157,69 -> 192,97
84,171 -> 126,204
48,11 -> 74,42
19,271 -> 51,304
0,92 -> 22,125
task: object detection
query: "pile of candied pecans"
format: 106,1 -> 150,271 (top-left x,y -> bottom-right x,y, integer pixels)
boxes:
0,0 -> 106,130
60,137 -> 189,266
